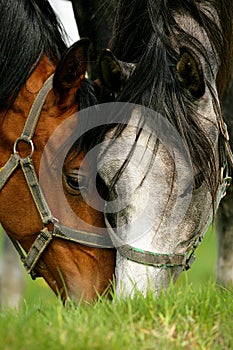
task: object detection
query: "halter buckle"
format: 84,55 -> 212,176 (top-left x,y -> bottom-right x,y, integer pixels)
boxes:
13,136 -> 34,159
184,250 -> 196,270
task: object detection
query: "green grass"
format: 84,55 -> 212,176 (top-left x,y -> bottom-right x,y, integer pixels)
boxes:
1,227 -> 233,350
0,282 -> 232,350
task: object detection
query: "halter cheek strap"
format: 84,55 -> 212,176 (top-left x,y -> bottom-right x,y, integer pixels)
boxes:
0,75 -> 114,280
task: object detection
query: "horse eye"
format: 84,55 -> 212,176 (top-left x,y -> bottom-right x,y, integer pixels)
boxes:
66,174 -> 87,193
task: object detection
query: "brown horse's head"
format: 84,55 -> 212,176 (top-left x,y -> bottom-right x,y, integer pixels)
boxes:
0,12 -> 115,302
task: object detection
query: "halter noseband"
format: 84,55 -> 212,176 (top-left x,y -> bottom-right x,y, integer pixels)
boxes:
0,75 -> 232,280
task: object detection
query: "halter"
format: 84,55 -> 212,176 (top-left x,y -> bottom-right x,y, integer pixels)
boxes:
0,75 -> 114,279
0,75 -> 232,280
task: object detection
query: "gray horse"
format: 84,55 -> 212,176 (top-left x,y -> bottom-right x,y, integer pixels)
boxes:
96,0 -> 233,295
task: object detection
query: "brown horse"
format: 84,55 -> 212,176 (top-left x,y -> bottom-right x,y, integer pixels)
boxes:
0,0 -> 115,303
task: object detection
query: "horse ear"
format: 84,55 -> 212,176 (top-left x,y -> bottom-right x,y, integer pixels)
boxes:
98,49 -> 135,93
176,47 -> 205,98
53,38 -> 90,104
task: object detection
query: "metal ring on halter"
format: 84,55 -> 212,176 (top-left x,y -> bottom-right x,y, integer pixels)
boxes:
13,137 -> 34,159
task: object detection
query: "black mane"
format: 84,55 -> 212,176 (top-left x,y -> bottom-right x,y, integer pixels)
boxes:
0,0 -> 67,111
105,0 -> 233,197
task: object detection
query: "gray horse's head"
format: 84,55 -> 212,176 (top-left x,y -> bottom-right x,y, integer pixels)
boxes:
96,1 -> 232,296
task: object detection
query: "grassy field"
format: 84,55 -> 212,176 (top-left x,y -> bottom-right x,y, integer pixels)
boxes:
0,228 -> 233,350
